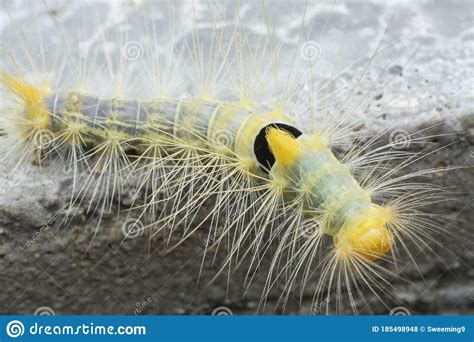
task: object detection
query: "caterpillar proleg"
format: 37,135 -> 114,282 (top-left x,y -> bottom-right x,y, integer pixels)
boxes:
0,0 -> 472,314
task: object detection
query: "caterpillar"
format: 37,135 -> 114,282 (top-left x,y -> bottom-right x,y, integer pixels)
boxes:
0,0 -> 471,314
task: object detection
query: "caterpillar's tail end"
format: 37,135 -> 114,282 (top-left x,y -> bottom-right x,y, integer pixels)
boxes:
1,73 -> 51,129
1,73 -> 55,165
334,206 -> 394,262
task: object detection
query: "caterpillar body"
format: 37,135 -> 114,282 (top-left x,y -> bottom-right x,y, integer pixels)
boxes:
0,0 -> 468,314
6,82 -> 393,257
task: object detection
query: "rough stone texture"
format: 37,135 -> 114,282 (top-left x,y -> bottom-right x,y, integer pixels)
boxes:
0,0 -> 473,315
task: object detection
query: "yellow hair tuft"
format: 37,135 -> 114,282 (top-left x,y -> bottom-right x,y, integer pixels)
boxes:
334,205 -> 393,262
266,126 -> 301,167
2,73 -> 50,129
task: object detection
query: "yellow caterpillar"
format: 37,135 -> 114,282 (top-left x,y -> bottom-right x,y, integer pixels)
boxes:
0,0 -> 465,314
3,74 -> 394,258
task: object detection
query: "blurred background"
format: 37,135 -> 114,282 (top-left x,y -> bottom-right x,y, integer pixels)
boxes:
0,0 -> 472,315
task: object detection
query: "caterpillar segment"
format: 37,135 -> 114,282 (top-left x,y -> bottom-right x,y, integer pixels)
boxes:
265,127 -> 394,262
